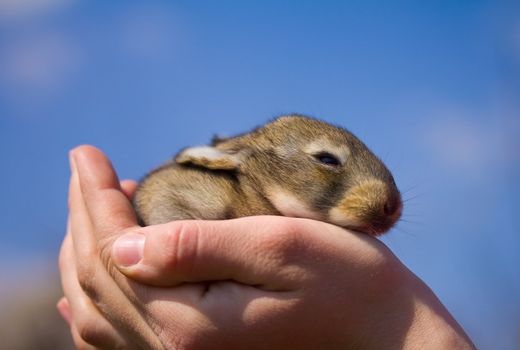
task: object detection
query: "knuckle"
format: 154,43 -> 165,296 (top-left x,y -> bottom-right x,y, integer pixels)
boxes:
97,228 -> 136,279
98,234 -> 120,275
160,221 -> 200,274
75,314 -> 111,347
76,263 -> 100,301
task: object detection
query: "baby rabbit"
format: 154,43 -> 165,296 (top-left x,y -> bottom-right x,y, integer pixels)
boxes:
133,114 -> 402,236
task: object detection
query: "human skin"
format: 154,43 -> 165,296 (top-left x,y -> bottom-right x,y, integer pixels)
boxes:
58,145 -> 475,349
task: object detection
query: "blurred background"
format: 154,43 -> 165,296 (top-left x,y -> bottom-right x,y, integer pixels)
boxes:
0,0 -> 518,348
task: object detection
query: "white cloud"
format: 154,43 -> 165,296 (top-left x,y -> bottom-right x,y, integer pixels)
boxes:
0,0 -> 73,21
0,32 -> 82,93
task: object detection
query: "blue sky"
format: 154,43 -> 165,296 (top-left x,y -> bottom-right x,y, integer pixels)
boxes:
0,1 -> 519,348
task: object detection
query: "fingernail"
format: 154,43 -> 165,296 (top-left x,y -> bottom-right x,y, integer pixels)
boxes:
112,233 -> 145,267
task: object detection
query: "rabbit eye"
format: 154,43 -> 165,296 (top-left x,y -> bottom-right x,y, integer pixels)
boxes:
314,152 -> 341,166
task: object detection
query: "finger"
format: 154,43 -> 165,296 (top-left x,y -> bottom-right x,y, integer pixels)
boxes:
71,145 -> 137,239
112,216 -> 341,289
68,147 -> 133,285
68,151 -> 118,292
59,232 -> 128,349
70,323 -> 99,350
67,152 -> 164,349
120,179 -> 138,200
68,152 -> 99,268
56,297 -> 71,326
57,297 -> 100,349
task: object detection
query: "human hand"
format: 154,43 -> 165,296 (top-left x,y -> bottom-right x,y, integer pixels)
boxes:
58,145 -> 475,349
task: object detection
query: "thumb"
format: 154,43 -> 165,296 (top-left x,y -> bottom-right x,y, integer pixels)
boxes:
111,216 -> 320,289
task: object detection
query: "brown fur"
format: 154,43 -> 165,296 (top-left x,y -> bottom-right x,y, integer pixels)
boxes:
133,114 -> 402,235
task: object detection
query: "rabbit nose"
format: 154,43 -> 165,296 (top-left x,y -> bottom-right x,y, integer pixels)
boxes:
328,179 -> 402,236
382,195 -> 401,218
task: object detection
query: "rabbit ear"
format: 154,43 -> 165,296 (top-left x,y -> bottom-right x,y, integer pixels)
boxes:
175,146 -> 242,170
